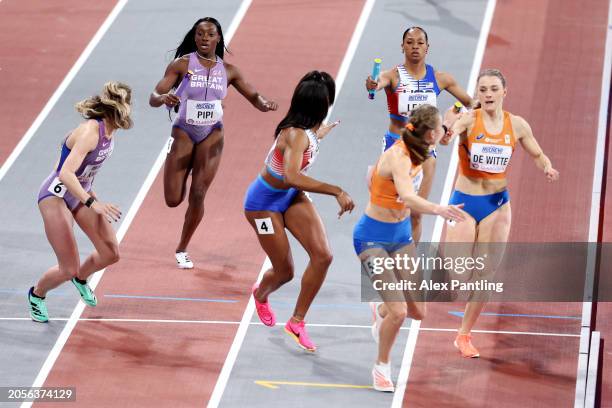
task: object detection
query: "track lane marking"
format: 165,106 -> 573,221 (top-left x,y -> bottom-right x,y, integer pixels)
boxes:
254,381 -> 373,390
0,317 -> 580,337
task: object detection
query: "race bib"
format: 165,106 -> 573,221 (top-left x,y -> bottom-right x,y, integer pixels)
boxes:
255,218 -> 274,235
398,91 -> 437,117
186,99 -> 223,126
78,164 -> 102,183
470,143 -> 513,173
47,177 -> 67,198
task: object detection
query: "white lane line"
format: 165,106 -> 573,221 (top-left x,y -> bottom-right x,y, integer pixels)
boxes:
575,0 -> 612,406
1,317 -> 580,338
22,2 -> 250,407
391,1 -> 498,407
207,1 -> 377,407
418,327 -> 580,338
207,256 -> 269,408
0,0 -> 128,183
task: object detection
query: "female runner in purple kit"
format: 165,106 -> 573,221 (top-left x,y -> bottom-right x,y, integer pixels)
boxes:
150,17 -> 278,269
29,81 -> 133,323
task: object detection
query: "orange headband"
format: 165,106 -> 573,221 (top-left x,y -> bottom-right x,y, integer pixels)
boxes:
405,123 -> 415,131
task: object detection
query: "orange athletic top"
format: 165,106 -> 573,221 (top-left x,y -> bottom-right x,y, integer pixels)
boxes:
459,109 -> 516,179
370,140 -> 422,210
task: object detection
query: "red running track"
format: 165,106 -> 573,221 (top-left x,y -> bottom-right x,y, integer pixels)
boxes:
403,0 -> 610,406
36,1 -> 364,406
0,0 -> 117,165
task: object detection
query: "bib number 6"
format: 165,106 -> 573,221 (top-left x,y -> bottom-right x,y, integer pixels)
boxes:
47,176 -> 67,198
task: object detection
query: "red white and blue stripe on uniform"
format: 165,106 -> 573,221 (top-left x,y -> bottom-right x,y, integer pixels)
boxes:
265,129 -> 320,180
385,64 -> 441,122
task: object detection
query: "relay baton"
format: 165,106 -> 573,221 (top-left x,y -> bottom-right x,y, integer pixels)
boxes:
166,70 -> 193,111
368,58 -> 382,100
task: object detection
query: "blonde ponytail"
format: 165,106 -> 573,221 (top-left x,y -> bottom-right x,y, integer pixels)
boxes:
75,81 -> 133,129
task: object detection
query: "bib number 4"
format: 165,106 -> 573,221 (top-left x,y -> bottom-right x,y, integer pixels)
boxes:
255,218 -> 274,235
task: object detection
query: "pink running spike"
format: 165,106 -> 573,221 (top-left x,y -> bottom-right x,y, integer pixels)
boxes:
252,283 -> 276,327
284,319 -> 316,352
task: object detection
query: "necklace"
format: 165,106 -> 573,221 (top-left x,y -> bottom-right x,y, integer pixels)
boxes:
195,50 -> 217,63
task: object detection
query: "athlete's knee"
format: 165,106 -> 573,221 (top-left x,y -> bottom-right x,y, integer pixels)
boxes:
283,259 -> 296,280
188,187 -> 209,205
275,260 -> 295,283
311,248 -> 333,270
386,303 -> 408,323
95,241 -> 120,267
280,270 -> 294,284
165,194 -> 183,208
106,243 -> 120,265
409,304 -> 426,321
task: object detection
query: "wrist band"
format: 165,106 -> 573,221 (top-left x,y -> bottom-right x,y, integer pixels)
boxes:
442,125 -> 449,133
152,91 -> 161,97
84,196 -> 96,208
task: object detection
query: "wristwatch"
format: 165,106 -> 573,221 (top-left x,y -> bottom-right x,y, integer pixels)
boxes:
84,196 -> 96,208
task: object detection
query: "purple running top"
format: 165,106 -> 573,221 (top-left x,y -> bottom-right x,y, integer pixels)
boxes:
38,119 -> 114,211
173,52 -> 228,144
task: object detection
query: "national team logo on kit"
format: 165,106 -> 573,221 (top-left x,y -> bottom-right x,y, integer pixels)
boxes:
476,133 -> 485,140
504,134 -> 511,144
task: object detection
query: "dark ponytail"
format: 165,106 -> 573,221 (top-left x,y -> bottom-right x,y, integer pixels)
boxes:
274,71 -> 335,137
401,104 -> 439,165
